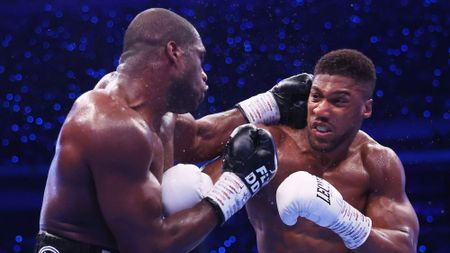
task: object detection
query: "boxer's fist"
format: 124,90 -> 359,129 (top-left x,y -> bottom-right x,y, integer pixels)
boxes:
206,124 -> 277,223
236,73 -> 312,128
276,171 -> 372,249
276,171 -> 341,226
269,73 -> 312,128
161,164 -> 213,215
222,124 -> 277,193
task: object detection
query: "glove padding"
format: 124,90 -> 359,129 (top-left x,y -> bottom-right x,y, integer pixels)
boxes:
276,171 -> 372,249
161,164 -> 213,215
236,73 -> 312,128
206,124 -> 278,223
270,73 -> 312,128
222,124 -> 278,194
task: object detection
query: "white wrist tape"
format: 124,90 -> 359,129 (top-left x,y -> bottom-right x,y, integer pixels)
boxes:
237,92 -> 280,124
206,172 -> 251,222
329,200 -> 372,249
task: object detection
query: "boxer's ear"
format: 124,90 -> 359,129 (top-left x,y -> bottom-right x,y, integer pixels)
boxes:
362,99 -> 373,119
165,41 -> 184,64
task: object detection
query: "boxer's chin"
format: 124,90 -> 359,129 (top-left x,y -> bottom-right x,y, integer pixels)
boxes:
306,127 -> 334,152
307,136 -> 335,153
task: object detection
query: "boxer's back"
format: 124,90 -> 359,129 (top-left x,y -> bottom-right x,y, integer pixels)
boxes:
246,125 -> 378,253
39,90 -> 159,248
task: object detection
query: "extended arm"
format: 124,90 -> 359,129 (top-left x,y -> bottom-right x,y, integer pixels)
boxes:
174,109 -> 246,163
174,73 -> 313,163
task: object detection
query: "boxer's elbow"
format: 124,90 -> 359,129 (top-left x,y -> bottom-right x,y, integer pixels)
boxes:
150,233 -> 198,253
394,214 -> 420,252
125,234 -> 179,253
366,227 -> 417,253
392,230 -> 417,253
398,225 -> 419,253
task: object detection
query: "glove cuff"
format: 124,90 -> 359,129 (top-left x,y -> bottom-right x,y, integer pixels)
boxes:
329,201 -> 372,249
236,92 -> 280,125
205,172 -> 251,224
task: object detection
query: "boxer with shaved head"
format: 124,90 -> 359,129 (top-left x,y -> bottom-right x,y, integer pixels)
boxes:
35,8 -> 284,253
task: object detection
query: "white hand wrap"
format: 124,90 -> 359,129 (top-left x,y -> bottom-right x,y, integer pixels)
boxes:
237,92 -> 280,124
328,197 -> 372,249
276,171 -> 372,249
206,172 -> 252,222
161,164 -> 213,215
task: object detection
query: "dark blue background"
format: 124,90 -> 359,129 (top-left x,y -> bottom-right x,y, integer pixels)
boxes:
1,0 -> 449,252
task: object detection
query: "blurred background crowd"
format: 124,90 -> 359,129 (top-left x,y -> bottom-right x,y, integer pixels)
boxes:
0,0 -> 449,252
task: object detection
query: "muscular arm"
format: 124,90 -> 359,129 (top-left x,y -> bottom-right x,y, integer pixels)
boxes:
356,148 -> 419,253
174,109 -> 246,163
86,118 -> 218,253
201,156 -> 223,183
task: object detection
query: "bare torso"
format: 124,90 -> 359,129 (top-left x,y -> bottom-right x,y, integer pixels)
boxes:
246,125 -> 378,253
39,84 -> 177,249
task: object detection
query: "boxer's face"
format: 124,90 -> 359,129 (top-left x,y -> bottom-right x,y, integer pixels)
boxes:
306,74 -> 372,152
168,39 -> 208,113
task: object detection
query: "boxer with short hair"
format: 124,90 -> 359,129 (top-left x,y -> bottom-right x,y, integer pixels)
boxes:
171,49 -> 419,252
36,8 -> 285,253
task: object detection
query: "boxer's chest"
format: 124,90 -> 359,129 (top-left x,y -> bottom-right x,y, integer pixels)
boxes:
248,145 -> 371,219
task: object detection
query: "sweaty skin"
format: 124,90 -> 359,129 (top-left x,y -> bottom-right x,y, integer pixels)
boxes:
249,127 -> 417,253
204,74 -> 419,253
38,8 -> 250,252
39,75 -> 247,252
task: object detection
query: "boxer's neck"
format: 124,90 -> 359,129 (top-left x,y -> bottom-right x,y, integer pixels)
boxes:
106,70 -> 170,131
309,131 -> 358,169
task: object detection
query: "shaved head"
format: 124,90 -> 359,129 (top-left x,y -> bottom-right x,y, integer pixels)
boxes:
120,8 -> 200,63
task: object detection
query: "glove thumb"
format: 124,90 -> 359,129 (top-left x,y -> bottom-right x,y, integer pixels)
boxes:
280,210 -> 298,226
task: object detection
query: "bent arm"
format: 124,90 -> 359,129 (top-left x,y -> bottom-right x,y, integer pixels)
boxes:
356,149 -> 419,253
201,156 -> 223,183
174,109 -> 246,163
87,125 -> 218,253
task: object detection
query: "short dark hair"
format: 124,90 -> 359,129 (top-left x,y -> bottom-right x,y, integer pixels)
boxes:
314,49 -> 376,98
120,8 -> 199,63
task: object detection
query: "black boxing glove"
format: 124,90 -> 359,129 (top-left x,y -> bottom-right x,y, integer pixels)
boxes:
206,124 -> 278,223
236,73 -> 313,128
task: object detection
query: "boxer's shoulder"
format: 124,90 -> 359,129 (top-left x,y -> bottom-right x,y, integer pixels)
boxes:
62,90 -> 155,156
357,130 -> 402,182
69,90 -> 147,129
356,131 -> 396,160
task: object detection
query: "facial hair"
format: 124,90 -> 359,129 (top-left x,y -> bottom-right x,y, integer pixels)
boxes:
167,72 -> 200,113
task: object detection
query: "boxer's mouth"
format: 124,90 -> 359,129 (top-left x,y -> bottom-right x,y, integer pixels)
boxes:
312,122 -> 332,133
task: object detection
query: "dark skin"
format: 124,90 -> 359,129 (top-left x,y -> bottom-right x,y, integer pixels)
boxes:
39,9 -> 247,253
204,74 -> 419,253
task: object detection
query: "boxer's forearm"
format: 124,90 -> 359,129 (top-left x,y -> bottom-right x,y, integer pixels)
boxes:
175,108 -> 246,163
354,228 -> 416,253
157,201 -> 219,253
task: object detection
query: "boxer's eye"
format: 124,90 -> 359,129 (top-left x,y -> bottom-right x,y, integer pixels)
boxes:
310,93 -> 320,100
330,95 -> 349,107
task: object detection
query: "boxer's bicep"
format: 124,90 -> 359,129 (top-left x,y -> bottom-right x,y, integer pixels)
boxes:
95,167 -> 163,252
366,193 -> 419,238
364,152 -> 419,251
86,127 -> 164,252
174,113 -> 198,160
